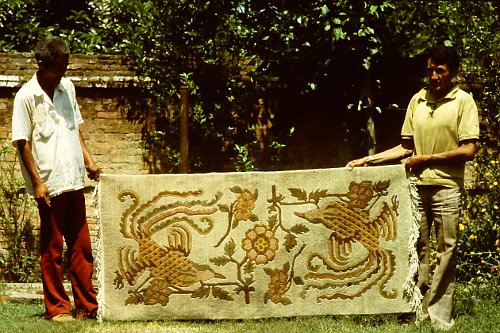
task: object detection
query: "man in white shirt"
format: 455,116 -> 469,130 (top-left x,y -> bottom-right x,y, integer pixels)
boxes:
11,36 -> 100,322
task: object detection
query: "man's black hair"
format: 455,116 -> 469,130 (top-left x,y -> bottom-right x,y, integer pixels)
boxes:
426,45 -> 460,72
34,36 -> 70,64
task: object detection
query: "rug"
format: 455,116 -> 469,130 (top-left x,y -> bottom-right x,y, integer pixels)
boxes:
96,165 -> 421,321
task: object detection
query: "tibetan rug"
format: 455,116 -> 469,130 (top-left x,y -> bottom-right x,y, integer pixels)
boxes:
96,165 -> 421,321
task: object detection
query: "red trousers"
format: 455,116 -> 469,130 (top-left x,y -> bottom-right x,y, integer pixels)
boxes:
38,189 -> 98,319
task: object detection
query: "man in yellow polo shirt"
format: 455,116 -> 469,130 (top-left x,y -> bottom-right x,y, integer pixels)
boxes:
346,45 -> 479,330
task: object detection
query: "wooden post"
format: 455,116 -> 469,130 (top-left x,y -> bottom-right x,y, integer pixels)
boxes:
180,86 -> 190,173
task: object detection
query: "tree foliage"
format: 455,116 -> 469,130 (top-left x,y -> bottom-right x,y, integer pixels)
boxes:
98,0 -> 268,172
239,0 -> 392,94
0,0 -> 119,53
93,0 -> 397,172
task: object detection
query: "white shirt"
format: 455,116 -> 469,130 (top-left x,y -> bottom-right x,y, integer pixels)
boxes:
12,74 -> 85,197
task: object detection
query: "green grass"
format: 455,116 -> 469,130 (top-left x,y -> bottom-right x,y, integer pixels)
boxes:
0,282 -> 498,333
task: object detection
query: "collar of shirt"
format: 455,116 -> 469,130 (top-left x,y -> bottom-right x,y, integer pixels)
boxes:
418,84 -> 460,104
31,73 -> 68,99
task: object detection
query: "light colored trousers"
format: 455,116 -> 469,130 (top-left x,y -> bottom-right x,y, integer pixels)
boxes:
416,185 -> 463,327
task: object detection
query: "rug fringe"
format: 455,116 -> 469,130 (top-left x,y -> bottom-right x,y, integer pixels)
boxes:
92,180 -> 105,323
403,174 -> 423,320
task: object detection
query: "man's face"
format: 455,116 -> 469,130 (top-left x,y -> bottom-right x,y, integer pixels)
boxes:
426,58 -> 456,97
38,55 -> 69,87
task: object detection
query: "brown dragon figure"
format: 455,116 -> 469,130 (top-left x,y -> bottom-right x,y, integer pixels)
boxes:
294,180 -> 400,300
113,189 -> 225,305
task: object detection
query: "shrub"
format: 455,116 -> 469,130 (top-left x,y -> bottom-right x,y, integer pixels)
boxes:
458,147 -> 500,283
0,144 -> 40,282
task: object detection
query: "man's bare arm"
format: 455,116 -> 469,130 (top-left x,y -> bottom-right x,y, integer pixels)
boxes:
16,139 -> 51,206
345,139 -> 414,169
405,139 -> 477,174
79,130 -> 101,181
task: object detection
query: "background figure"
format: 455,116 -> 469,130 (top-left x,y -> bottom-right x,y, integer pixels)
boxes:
11,35 -> 101,322
346,45 -> 479,330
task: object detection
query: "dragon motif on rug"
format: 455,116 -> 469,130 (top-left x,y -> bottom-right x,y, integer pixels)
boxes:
292,180 -> 399,300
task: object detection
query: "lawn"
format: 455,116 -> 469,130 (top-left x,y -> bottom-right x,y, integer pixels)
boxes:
0,282 -> 498,333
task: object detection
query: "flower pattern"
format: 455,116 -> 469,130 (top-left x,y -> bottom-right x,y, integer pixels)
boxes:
143,279 -> 173,305
346,181 -> 374,210
234,189 -> 256,221
265,268 -> 289,304
242,225 -> 279,265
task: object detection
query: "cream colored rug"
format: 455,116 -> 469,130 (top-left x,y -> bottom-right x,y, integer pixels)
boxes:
96,165 -> 421,321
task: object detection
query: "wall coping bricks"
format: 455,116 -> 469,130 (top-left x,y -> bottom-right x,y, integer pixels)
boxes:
0,53 -> 138,88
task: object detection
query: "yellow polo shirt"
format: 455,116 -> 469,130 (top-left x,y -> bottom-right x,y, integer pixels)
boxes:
401,85 -> 479,188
